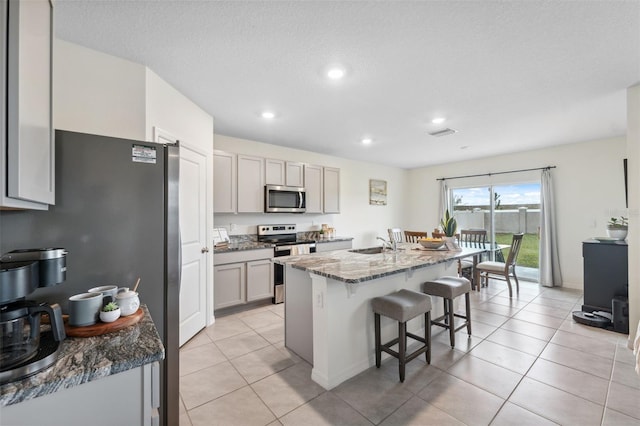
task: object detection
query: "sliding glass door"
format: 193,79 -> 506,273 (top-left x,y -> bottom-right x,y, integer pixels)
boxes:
450,182 -> 541,281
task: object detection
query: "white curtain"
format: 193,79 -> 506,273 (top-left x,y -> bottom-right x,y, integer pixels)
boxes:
540,169 -> 562,287
438,180 -> 450,220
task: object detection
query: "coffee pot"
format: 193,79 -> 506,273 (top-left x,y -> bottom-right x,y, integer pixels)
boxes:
0,248 -> 67,383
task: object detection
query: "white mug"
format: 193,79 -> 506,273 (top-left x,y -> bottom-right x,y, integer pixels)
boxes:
115,288 -> 140,316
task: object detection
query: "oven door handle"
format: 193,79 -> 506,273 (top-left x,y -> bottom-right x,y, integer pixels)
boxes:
275,245 -> 293,253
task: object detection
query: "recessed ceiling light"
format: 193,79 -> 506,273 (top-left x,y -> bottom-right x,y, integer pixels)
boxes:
261,111 -> 275,119
431,117 -> 446,124
362,138 -> 372,145
327,67 -> 345,80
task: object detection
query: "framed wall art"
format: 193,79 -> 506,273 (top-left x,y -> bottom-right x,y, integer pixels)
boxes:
369,179 -> 387,205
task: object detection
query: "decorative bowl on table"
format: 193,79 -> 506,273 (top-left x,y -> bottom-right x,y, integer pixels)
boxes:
418,238 -> 444,249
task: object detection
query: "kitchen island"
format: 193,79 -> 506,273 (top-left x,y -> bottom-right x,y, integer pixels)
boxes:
275,243 -> 485,390
0,305 -> 164,426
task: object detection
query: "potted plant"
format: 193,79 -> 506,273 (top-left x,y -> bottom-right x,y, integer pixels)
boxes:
99,301 -> 121,323
440,209 -> 458,237
606,216 -> 628,240
440,209 -> 459,249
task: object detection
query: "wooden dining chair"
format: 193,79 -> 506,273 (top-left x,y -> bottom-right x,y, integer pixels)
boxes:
404,230 -> 428,243
388,228 -> 404,243
459,229 -> 487,285
475,233 -> 524,297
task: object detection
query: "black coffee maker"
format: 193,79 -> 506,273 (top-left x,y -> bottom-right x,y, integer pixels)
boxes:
0,249 -> 67,383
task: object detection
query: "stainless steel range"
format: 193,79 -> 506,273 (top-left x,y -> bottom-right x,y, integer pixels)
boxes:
257,224 -> 316,304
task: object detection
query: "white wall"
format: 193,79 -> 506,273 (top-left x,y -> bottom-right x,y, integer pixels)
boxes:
145,69 -> 214,153
214,134 -> 407,249
405,137 -> 628,289
54,40 -> 146,140
627,83 -> 639,345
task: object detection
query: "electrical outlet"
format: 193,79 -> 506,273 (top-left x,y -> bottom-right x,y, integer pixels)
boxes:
230,223 -> 237,232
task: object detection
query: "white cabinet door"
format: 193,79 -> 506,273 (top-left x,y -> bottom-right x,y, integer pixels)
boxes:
213,150 -> 236,213
246,259 -> 273,301
323,167 -> 340,213
178,142 -> 209,346
237,154 -> 264,213
265,158 -> 285,185
286,161 -> 304,187
304,164 -> 323,213
214,263 -> 246,309
3,0 -> 53,208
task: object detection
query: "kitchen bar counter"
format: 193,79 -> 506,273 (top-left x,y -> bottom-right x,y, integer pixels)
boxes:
0,304 -> 164,407
275,242 -> 484,283
280,243 -> 486,390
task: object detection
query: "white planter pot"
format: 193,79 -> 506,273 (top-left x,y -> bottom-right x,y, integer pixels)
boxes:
606,227 -> 628,240
100,308 -> 121,323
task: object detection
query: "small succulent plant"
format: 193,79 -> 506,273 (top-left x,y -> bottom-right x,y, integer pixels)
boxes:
607,216 -> 628,228
102,302 -> 119,312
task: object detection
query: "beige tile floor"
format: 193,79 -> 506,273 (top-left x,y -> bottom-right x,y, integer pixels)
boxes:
179,281 -> 640,426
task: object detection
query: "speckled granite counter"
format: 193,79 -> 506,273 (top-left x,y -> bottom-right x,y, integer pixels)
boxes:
213,234 -> 353,254
0,305 -> 164,407
315,236 -> 353,245
214,240 -> 273,253
275,242 -> 484,283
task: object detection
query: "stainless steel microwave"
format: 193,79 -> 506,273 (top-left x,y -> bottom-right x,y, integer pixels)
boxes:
265,185 -> 306,213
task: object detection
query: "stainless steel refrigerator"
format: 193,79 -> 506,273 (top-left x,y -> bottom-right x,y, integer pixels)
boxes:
0,130 -> 180,425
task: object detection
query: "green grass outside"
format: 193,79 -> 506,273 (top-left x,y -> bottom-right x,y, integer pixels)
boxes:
495,233 -> 539,268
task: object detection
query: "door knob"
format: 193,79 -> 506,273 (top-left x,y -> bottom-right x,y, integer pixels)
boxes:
201,247 -> 210,253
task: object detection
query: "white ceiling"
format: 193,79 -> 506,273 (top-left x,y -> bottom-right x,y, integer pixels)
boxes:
54,1 -> 640,169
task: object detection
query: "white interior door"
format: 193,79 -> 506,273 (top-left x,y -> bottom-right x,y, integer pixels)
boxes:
178,144 -> 208,345
155,126 -> 209,346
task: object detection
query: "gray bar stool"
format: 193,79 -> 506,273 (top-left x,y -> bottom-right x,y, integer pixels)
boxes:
422,276 -> 471,348
371,289 -> 432,382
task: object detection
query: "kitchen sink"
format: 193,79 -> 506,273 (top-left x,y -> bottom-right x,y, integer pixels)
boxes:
349,247 -> 385,254
349,246 -> 404,254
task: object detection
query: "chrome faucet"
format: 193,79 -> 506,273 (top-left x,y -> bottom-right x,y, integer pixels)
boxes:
376,236 -> 397,251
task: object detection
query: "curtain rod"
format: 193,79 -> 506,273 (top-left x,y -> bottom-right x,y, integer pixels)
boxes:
436,166 -> 556,181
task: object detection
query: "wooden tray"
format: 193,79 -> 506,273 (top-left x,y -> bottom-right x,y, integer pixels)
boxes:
51,308 -> 144,338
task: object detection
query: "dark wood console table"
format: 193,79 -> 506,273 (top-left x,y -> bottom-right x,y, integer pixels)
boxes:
582,239 -> 628,313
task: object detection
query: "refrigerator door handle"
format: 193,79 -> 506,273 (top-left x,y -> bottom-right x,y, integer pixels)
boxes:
178,229 -> 182,291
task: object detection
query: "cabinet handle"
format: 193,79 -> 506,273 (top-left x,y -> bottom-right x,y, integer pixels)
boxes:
201,247 -> 210,253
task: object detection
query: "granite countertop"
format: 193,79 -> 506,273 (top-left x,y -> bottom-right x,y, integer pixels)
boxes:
274,242 -> 486,283
315,236 -> 353,243
214,240 -> 273,253
0,305 -> 164,407
214,235 -> 354,254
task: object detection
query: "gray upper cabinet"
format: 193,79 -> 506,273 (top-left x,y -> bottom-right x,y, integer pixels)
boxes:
265,159 -> 304,187
265,158 -> 286,186
323,167 -> 340,213
1,0 -> 54,209
213,150 -> 237,213
285,161 -> 304,187
237,154 -> 264,213
304,164 -> 323,214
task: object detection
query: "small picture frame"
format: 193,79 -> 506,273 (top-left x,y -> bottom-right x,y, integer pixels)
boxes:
369,179 -> 387,205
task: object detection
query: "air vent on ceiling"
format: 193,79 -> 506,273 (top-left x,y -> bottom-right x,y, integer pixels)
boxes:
428,128 -> 458,137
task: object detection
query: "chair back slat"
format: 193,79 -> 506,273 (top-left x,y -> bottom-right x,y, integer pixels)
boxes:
506,233 -> 524,267
460,229 -> 487,246
404,231 -> 428,243
388,228 -> 404,243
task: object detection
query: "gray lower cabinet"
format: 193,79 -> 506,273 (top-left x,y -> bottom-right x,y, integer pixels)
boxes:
214,249 -> 274,310
2,362 -> 159,426
247,259 -> 274,301
214,262 -> 246,309
316,240 -> 352,252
